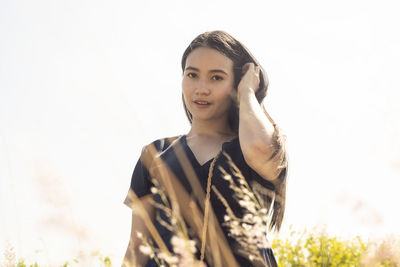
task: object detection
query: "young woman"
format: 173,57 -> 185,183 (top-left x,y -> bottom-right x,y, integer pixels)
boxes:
123,31 -> 287,267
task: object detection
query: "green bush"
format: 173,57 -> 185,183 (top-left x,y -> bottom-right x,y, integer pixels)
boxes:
272,227 -> 400,267
272,227 -> 368,266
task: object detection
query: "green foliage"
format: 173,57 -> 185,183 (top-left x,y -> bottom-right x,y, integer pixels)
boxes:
272,229 -> 308,266
272,227 -> 368,266
103,256 -> 112,267
14,260 -> 39,267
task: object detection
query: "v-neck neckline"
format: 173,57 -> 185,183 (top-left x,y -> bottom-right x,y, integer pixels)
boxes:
181,134 -> 238,168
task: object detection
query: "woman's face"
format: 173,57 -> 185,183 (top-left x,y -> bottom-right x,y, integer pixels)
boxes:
182,47 -> 235,124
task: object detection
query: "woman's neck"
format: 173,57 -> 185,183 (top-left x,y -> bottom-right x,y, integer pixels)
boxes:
188,119 -> 236,139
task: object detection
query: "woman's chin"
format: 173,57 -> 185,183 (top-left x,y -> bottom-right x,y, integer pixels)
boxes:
191,114 -> 228,123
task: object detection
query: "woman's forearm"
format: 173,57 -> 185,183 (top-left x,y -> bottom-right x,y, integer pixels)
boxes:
238,87 -> 276,159
236,62 -> 284,182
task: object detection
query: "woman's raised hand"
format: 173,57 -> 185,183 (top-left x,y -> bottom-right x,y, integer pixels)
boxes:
237,62 -> 261,98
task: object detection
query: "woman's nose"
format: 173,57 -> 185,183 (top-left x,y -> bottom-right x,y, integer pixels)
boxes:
195,79 -> 210,95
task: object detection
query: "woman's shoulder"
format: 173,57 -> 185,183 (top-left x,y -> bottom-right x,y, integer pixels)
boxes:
137,135 -> 183,170
142,135 -> 183,154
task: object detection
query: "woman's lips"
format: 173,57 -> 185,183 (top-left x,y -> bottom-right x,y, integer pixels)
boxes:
193,100 -> 211,108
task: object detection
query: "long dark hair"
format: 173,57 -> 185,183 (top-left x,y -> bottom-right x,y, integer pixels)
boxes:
181,30 -> 269,134
181,31 -> 287,231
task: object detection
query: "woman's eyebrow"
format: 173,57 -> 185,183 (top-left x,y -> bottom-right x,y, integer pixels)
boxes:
185,66 -> 228,75
185,66 -> 199,72
209,69 -> 228,75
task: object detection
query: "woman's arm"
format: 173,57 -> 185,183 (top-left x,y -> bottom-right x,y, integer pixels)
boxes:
123,194 -> 155,267
237,63 -> 282,181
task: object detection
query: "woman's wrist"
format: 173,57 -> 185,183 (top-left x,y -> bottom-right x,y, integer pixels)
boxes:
237,86 -> 256,104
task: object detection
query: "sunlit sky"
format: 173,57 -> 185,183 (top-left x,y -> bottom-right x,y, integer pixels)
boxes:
1,0 -> 400,265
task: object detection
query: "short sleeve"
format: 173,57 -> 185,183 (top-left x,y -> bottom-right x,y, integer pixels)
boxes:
249,167 -> 275,191
123,136 -> 180,209
123,151 -> 153,209
248,159 -> 287,231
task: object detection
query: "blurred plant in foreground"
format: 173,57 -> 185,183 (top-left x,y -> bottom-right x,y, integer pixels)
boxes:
360,236 -> 400,267
1,242 -> 113,267
3,233 -> 400,266
3,241 -> 16,267
4,155 -> 400,266
213,152 -> 275,265
133,178 -> 205,267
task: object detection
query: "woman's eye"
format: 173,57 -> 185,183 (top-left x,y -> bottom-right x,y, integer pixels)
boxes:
187,72 -> 197,78
212,75 -> 223,81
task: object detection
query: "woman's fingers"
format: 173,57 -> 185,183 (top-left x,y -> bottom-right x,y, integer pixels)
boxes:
241,62 -> 253,75
255,65 -> 260,77
242,62 -> 260,78
239,62 -> 260,94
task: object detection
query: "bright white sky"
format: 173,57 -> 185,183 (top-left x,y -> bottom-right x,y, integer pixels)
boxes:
1,0 -> 400,265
